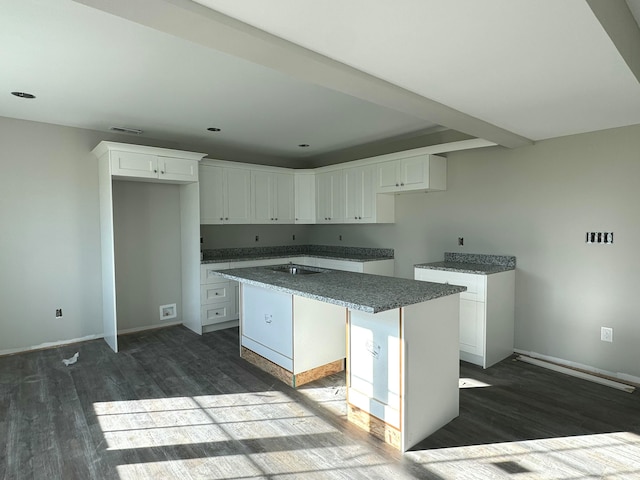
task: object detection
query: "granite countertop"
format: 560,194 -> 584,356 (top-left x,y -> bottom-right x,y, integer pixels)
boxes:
415,252 -> 516,275
202,245 -> 394,264
215,266 -> 466,314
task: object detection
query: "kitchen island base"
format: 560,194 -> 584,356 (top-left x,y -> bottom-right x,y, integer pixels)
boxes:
347,295 -> 460,451
241,346 -> 344,388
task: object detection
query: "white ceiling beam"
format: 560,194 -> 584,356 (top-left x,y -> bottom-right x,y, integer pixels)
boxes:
73,0 -> 533,149
587,0 -> 640,84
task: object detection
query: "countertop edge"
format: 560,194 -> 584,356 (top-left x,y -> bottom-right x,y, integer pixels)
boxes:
215,269 -> 466,314
414,263 -> 515,275
203,254 -> 394,264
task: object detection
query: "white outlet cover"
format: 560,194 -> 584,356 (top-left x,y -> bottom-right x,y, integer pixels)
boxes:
159,303 -> 177,320
601,326 -> 613,342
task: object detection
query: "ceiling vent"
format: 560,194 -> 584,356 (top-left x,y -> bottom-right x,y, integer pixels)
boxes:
110,126 -> 143,135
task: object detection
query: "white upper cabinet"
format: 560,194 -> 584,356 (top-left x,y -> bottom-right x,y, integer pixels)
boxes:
316,170 -> 345,224
377,154 -> 446,193
294,171 -> 316,224
252,170 -> 294,224
223,167 -> 252,223
110,150 -> 198,183
197,148 -> 446,225
200,165 -> 251,224
344,165 -> 394,224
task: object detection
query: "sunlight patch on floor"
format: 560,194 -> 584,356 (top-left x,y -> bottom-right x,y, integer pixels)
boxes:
459,377 -> 493,388
94,391 -> 338,451
114,445 -> 400,480
406,432 -> 640,479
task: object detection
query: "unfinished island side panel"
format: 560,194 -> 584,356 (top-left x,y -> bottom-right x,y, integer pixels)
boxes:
485,270 -> 515,368
402,294 -> 460,451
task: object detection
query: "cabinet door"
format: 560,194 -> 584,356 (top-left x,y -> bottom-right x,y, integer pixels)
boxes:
348,309 -> 401,427
459,299 -> 485,357
344,167 -> 362,221
400,155 -> 429,190
224,167 -> 251,223
251,170 -> 274,223
345,165 -> 378,223
274,172 -> 294,223
199,165 -> 224,224
316,170 -> 344,223
111,151 -> 158,179
316,171 -> 332,223
242,284 -> 293,358
294,172 -> 316,223
377,160 -> 400,193
159,157 -> 198,183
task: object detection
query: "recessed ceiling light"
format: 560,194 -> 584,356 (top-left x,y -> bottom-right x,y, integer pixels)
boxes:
207,127 -> 221,132
110,126 -> 143,135
298,144 -> 310,148
11,91 -> 36,99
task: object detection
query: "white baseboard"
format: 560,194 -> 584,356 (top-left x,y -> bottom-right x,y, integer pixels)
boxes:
117,321 -> 183,335
514,348 -> 640,387
0,333 -> 104,357
0,322 -> 187,357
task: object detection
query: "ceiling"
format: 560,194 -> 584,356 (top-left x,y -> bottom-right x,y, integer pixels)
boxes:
2,0 -> 640,167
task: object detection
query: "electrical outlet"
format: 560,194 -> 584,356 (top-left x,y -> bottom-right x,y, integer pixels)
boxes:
292,234 -> 296,241
601,326 -> 613,342
458,237 -> 464,246
55,308 -> 63,318
339,235 -> 343,241
255,235 -> 259,242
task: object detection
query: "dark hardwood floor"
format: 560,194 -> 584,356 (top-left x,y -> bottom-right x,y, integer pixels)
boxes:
1,325 -> 639,479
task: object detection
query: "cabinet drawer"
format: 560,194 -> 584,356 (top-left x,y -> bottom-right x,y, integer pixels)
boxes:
414,268 -> 485,301
201,303 -> 235,326
201,263 -> 230,283
201,283 -> 233,304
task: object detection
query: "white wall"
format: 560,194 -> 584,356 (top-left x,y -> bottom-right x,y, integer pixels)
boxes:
0,116 -> 186,353
112,181 -> 182,331
309,125 -> 640,379
0,117 -> 104,352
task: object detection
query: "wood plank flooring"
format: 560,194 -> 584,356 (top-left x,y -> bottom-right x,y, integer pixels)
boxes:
1,325 -> 639,479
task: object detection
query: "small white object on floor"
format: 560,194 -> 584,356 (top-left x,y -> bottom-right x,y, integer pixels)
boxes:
62,352 -> 79,366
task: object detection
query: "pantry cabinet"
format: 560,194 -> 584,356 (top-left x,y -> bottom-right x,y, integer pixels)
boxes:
92,141 -> 206,352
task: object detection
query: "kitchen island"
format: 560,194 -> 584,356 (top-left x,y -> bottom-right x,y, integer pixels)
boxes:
216,265 -> 466,451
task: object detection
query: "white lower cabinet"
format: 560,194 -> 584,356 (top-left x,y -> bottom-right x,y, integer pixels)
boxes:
200,263 -> 239,329
348,309 -> 401,428
241,284 -> 346,377
414,268 -> 515,368
347,294 -> 460,451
